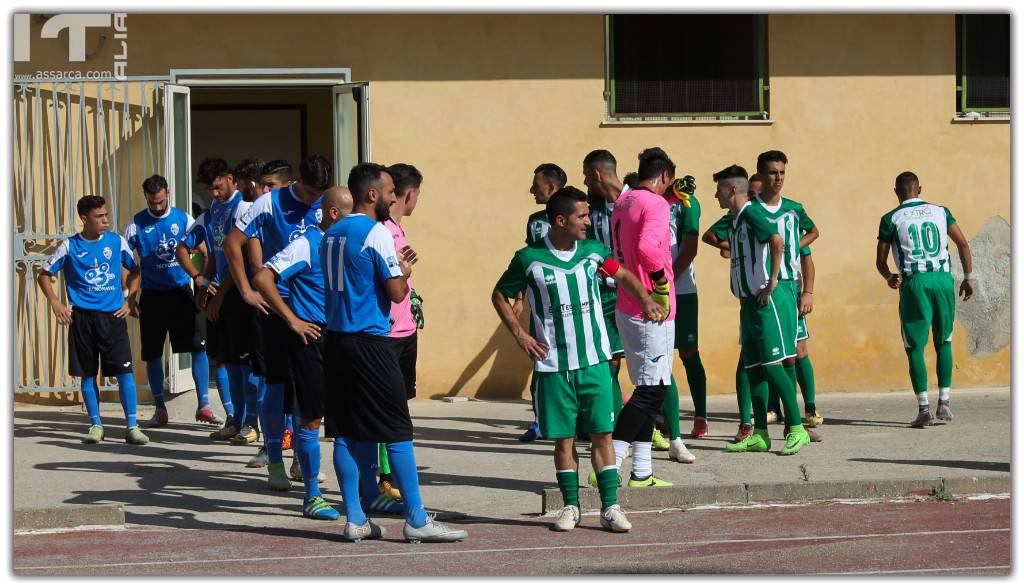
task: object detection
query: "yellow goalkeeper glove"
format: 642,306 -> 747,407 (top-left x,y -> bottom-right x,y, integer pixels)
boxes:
651,281 -> 671,313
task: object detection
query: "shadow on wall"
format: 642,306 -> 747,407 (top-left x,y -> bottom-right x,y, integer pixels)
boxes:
442,319 -> 533,402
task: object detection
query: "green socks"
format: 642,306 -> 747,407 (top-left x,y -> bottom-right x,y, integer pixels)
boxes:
906,347 -> 928,393
661,375 -> 681,440
765,364 -> 801,427
748,366 -> 769,430
682,352 -> 708,419
736,363 -> 752,425
556,470 -> 579,508
937,342 -> 952,389
596,467 -> 619,510
610,361 -> 623,419
795,355 -> 816,408
378,442 -> 391,476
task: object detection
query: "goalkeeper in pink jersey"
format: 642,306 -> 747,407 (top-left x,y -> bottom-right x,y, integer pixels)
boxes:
606,147 -> 681,487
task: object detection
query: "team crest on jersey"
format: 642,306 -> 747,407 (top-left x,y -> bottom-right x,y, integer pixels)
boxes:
586,263 -> 597,279
315,209 -> 323,223
170,223 -> 180,236
85,259 -> 116,288
156,234 -> 177,262
102,246 -> 112,260
289,219 -> 311,242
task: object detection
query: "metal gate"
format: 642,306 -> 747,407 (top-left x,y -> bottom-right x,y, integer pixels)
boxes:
13,78 -> 171,395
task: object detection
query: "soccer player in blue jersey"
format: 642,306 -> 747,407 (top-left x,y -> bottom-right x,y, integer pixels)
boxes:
253,186 -> 352,521
224,154 -> 329,492
321,163 -> 467,543
179,158 -> 259,447
124,174 -> 226,429
38,195 -> 148,445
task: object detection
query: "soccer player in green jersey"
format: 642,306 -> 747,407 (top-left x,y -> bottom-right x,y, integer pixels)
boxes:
518,163 -> 569,442
493,186 -> 667,532
711,165 -> 813,456
582,150 -> 630,423
876,171 -> 974,427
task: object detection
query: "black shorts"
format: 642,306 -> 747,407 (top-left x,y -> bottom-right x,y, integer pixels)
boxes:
139,287 -> 205,361
206,288 -> 253,364
258,311 -> 291,384
284,327 -> 339,438
392,333 -> 418,399
325,331 -> 413,443
248,306 -> 265,375
68,308 -> 133,378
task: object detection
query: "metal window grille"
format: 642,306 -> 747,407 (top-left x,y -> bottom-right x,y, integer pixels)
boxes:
957,14 -> 1010,113
608,14 -> 767,120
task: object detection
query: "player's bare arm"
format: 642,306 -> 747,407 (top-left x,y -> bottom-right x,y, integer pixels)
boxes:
702,228 -> 730,258
756,233 -> 784,305
671,234 -> 699,280
799,253 -> 815,315
492,288 -> 549,361
948,223 -> 975,301
799,225 -> 820,249
126,263 -> 142,317
223,227 -> 270,315
36,270 -> 72,325
253,266 -> 321,345
875,241 -> 901,289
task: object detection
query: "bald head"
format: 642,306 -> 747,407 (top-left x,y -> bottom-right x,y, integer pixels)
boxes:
320,186 -> 353,230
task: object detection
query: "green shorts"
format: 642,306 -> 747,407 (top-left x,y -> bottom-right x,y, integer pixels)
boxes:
535,362 -> 615,439
740,281 -> 798,368
899,272 -> 955,350
797,315 -> 809,341
674,293 -> 699,350
600,286 -> 623,355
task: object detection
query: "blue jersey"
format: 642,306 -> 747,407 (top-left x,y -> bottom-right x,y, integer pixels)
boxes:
123,206 -> 194,291
235,185 -> 322,299
321,214 -> 404,336
42,231 -> 137,312
265,226 -> 326,325
182,191 -> 244,285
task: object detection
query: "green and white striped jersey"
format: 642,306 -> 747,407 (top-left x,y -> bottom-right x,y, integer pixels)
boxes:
587,196 -> 618,292
718,202 -> 780,299
669,194 -> 702,294
497,237 -> 614,372
877,198 -> 957,276
753,195 -> 815,281
525,210 -> 551,245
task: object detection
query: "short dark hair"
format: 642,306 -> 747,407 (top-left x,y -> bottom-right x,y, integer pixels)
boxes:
261,159 -> 292,178
712,165 -> 749,183
197,157 -> 231,185
583,149 -> 617,172
534,163 -> 567,189
637,147 -> 676,182
142,174 -> 168,196
623,172 -> 639,187
895,171 -> 920,197
386,163 -> 423,196
77,195 -> 105,217
756,150 -> 788,173
545,186 -> 588,224
234,158 -> 266,185
348,163 -> 388,203
299,154 -> 333,191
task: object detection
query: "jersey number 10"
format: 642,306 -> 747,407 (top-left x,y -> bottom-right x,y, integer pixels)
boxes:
907,222 -> 941,258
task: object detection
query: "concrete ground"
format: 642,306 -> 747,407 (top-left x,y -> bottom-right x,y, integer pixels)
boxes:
12,386 -> 1010,532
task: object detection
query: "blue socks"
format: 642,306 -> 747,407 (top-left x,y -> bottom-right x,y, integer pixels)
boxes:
352,441 -> 381,500
296,427 -> 321,500
387,441 -> 429,528
333,437 -> 367,525
82,376 -> 102,425
146,359 -> 165,410
191,352 -> 210,407
284,413 -> 294,431
244,369 -> 261,429
116,373 -> 138,428
214,365 -> 233,418
260,382 -> 285,464
225,363 -> 247,426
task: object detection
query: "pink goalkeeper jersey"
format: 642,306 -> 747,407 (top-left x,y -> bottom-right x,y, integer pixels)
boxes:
385,219 -> 416,338
610,187 -> 676,320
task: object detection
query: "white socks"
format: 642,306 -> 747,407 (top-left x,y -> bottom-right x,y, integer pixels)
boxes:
612,440 -> 629,469
631,441 -> 653,479
916,392 -> 929,407
939,387 -> 951,401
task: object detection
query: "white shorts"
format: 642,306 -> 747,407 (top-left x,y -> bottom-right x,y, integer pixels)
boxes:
615,311 -> 675,387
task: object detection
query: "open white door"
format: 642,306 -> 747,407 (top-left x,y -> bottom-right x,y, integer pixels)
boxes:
164,84 -> 196,395
332,83 -> 370,184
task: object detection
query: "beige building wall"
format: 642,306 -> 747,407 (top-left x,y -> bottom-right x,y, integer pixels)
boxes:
14,13 -> 1010,402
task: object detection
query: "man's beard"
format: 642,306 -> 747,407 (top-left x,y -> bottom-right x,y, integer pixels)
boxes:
375,198 -> 392,221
